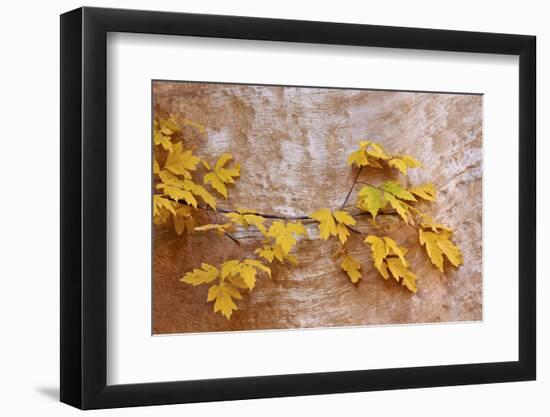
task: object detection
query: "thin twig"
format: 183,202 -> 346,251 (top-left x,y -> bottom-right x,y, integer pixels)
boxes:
339,167 -> 363,210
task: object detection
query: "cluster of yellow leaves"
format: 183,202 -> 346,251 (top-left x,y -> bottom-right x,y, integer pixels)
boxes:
347,141 -> 422,175
309,208 -> 356,243
203,154 -> 240,198
153,117 -> 244,238
419,216 -> 463,272
364,235 -> 417,292
255,221 -> 306,264
181,259 -> 271,319
225,208 -> 267,236
153,117 -> 181,153
356,181 -> 436,224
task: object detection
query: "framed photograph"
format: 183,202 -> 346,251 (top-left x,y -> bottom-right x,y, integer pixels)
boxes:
60,6 -> 536,409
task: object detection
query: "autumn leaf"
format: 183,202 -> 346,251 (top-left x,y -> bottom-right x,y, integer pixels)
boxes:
340,254 -> 362,283
381,181 -> 416,201
207,282 -> 240,320
384,193 -> 411,224
402,155 -> 422,168
173,205 -> 194,235
181,118 -> 206,135
419,229 -> 463,272
204,153 -> 240,198
366,143 -> 391,160
255,245 -> 275,263
419,215 -> 452,232
364,235 -> 388,272
153,195 -> 175,218
410,183 -> 437,202
156,181 -> 198,207
226,209 -> 267,236
157,170 -> 216,209
310,209 -> 356,243
268,221 -> 306,255
153,130 -> 174,153
158,116 -> 182,135
388,158 -> 408,175
380,181 -> 416,224
164,142 -> 200,179
364,235 -> 417,292
347,149 -> 370,168
220,259 -> 271,290
180,263 -> 219,286
357,185 -> 385,219
386,258 -> 417,292
388,155 -> 422,175
309,208 -> 337,240
194,223 -> 233,236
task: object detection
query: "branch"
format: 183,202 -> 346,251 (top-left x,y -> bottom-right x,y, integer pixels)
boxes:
339,167 -> 363,210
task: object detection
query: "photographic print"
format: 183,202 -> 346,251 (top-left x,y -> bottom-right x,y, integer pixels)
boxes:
152,81 -> 482,334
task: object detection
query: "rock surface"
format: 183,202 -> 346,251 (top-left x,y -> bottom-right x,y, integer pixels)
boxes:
152,81 -> 482,334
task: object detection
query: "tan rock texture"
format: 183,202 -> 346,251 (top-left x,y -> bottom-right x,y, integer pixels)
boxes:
152,81 -> 482,334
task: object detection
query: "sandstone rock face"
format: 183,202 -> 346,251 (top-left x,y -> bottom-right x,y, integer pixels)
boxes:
152,81 -> 482,334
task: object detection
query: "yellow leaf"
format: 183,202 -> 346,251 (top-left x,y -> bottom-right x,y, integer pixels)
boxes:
386,258 -> 417,293
207,283 -> 240,320
243,259 -> 271,277
158,184 -> 197,207
153,158 -> 160,174
336,223 -> 350,244
164,142 -> 200,178
215,153 -> 240,184
410,183 -> 436,202
153,195 -> 175,217
204,153 -> 240,198
226,212 -> 267,236
419,229 -> 444,272
268,221 -> 305,255
364,235 -> 388,271
220,259 -> 270,290
437,238 -> 463,267
181,118 -> 206,135
309,208 -> 337,240
255,245 -> 275,263
204,172 -> 227,198
180,263 -> 219,286
402,155 -> 422,168
420,228 -> 463,270
419,215 -> 452,232
389,158 -> 408,175
340,254 -> 362,283
383,237 -> 408,267
194,223 -> 232,234
333,210 -> 356,226
153,131 -> 174,153
382,181 -> 416,201
173,206 -> 194,235
347,149 -> 369,167
357,186 -> 385,219
365,235 -> 417,291
158,117 -> 182,134
384,193 -> 411,224
184,180 -> 217,210
366,143 -> 391,160
220,260 -> 240,280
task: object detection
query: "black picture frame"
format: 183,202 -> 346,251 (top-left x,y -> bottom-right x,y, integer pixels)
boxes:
60,6 -> 536,410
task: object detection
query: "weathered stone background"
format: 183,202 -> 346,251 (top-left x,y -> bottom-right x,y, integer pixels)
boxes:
152,81 -> 482,334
